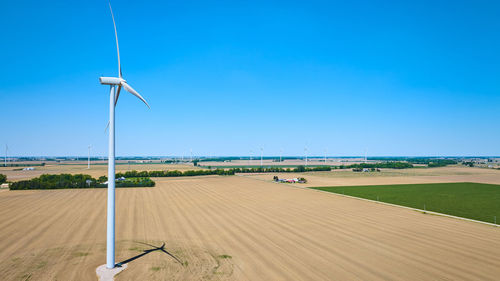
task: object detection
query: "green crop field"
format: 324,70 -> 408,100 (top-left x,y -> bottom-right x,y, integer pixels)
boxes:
311,182 -> 500,224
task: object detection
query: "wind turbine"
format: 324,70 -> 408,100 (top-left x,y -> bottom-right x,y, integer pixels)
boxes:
4,144 -> 7,167
87,145 -> 92,169
260,147 -> 263,167
280,148 -> 283,163
324,148 -> 327,163
99,2 -> 150,269
304,146 -> 308,166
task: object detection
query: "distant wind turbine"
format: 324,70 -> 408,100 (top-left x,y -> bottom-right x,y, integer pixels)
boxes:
260,147 -> 263,166
87,145 -> 92,169
280,148 -> 283,163
324,148 -> 327,163
304,146 -> 308,166
99,2 -> 150,269
4,144 -> 7,167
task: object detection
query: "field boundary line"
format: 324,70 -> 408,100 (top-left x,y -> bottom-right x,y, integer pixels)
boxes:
301,185 -> 499,227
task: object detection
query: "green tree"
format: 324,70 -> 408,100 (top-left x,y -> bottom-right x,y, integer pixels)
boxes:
294,165 -> 306,172
0,174 -> 6,184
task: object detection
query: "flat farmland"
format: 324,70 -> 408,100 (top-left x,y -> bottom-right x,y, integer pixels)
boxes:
242,166 -> 500,187
0,175 -> 499,280
0,163 -> 201,182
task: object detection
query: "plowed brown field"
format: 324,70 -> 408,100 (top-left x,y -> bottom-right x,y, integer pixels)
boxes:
0,175 -> 499,280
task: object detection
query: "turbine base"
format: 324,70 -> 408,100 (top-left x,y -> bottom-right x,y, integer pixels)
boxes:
96,263 -> 127,281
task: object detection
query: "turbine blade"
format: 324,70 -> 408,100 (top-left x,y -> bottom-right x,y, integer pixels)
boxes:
109,2 -> 122,78
105,121 -> 110,132
114,85 -> 122,106
122,82 -> 150,108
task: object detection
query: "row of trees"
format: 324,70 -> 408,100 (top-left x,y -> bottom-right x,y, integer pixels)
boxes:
228,165 -> 332,173
116,162 -> 416,179
113,177 -> 155,188
112,166 -> 332,178
405,158 -> 457,167
427,159 -> 458,167
116,169 -> 235,178
4,163 -> 46,167
9,174 -> 155,190
230,162 -> 415,172
11,174 -> 97,190
366,157 -> 461,168
347,162 -> 413,169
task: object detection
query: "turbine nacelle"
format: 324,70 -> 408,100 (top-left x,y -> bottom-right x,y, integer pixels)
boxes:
99,77 -> 123,85
99,76 -> 150,109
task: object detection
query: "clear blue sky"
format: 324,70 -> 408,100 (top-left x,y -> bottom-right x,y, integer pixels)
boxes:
1,0 -> 499,157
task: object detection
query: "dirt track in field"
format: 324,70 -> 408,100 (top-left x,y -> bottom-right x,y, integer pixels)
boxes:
0,175 -> 499,280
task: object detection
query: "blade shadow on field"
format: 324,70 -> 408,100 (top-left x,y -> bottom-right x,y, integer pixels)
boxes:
116,241 -> 183,267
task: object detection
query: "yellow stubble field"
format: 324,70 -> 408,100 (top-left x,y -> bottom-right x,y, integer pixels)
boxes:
0,169 -> 499,280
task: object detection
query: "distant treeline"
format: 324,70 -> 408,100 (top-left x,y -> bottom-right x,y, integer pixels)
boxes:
116,166 -> 331,178
347,162 -> 413,169
124,162 -> 417,178
9,174 -> 155,190
197,156 -> 303,162
232,163 -> 413,171
367,157 -> 457,167
111,177 -> 155,188
229,166 -> 332,173
427,160 -> 457,167
3,163 -> 46,167
404,158 -> 457,167
121,163 -> 415,178
116,169 -> 235,178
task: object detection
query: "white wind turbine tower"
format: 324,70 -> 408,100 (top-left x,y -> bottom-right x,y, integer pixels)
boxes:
4,145 -> 8,167
280,148 -> 283,163
304,146 -> 308,166
260,147 -> 263,166
99,2 -> 150,269
87,145 -> 92,169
